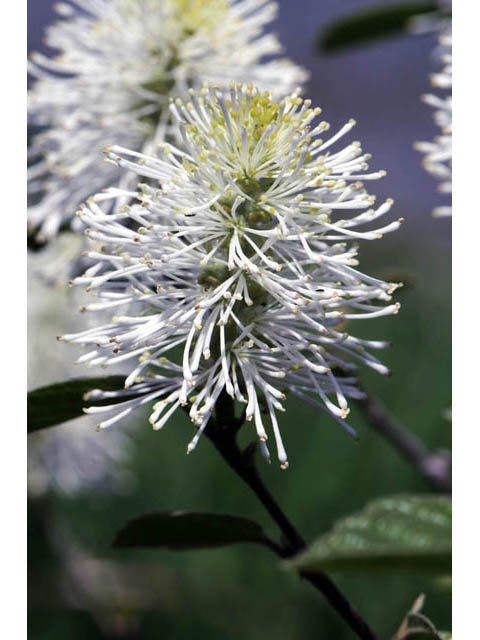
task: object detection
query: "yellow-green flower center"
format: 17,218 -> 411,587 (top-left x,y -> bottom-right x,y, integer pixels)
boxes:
170,0 -> 229,35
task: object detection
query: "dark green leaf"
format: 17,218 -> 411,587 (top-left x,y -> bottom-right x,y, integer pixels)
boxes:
28,376 -> 127,433
319,3 -> 438,52
113,511 -> 272,551
288,495 -> 451,574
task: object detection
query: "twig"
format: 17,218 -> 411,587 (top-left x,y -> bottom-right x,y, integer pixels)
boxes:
355,393 -> 451,494
203,394 -> 380,640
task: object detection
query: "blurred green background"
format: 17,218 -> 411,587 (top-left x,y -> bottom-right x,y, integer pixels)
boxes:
28,0 -> 451,638
28,232 -> 451,639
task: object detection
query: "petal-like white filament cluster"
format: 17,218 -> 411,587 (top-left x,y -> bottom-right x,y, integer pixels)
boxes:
28,0 -> 307,241
61,84 -> 402,467
415,25 -> 452,217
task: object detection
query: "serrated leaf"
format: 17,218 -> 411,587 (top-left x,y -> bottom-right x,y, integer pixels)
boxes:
28,376 -> 128,432
288,495 -> 451,574
113,511 -> 272,551
319,2 -> 438,52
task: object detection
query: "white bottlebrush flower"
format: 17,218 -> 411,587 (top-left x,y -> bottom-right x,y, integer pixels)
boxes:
60,84 -> 402,467
28,0 -> 307,242
415,23 -> 452,217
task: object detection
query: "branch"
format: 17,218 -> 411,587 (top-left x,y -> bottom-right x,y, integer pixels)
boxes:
355,392 -> 451,494
203,394 -> 380,640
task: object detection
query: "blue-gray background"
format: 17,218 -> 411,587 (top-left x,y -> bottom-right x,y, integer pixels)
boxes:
28,2 -> 452,639
28,0 -> 451,242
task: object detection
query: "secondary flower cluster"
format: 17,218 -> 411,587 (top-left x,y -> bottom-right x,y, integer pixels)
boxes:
60,84 -> 402,467
415,23 -> 452,217
28,0 -> 307,241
